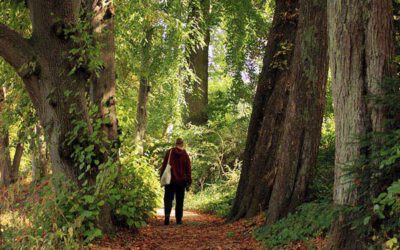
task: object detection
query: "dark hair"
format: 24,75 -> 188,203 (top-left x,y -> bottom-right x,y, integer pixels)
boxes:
175,138 -> 184,145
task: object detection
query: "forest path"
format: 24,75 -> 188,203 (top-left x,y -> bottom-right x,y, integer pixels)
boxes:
93,209 -> 262,250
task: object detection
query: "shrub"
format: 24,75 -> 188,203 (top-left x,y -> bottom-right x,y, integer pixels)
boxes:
1,153 -> 161,249
185,170 -> 239,217
254,202 -> 337,249
309,116 -> 335,202
109,153 -> 161,228
351,78 -> 400,248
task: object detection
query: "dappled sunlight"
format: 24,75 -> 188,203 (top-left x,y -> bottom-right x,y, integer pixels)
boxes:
0,209 -> 31,229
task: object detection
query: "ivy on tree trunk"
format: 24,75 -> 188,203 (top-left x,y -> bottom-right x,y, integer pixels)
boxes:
0,0 -> 119,232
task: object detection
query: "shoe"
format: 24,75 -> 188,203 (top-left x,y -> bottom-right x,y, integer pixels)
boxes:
164,217 -> 170,225
176,220 -> 182,225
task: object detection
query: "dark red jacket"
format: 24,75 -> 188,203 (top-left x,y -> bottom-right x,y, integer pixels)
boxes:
160,147 -> 192,187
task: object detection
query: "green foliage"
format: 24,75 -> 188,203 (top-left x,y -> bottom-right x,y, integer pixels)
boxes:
0,0 -> 31,36
170,93 -> 250,192
309,116 -> 335,202
219,0 -> 271,90
350,78 -> 400,248
1,152 -> 160,248
0,1 -> 324,249
0,60 -> 36,178
64,15 -> 103,77
186,170 -> 239,217
0,61 -> 36,135
255,203 -> 337,249
115,0 -> 190,139
309,78 -> 335,202
109,153 -> 161,228
2,177 -> 102,249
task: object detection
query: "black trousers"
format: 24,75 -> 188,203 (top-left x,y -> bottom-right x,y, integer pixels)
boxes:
164,183 -> 185,221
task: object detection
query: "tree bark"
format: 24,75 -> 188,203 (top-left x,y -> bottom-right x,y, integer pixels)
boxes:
135,26 -> 154,148
184,0 -> 210,125
230,0 -> 299,220
0,24 -> 36,76
10,143 -> 24,183
230,0 -> 328,223
31,125 -> 47,182
0,0 -> 119,231
327,0 -> 395,249
265,0 -> 328,224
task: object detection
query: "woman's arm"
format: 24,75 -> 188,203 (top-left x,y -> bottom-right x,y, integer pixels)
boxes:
185,152 -> 192,186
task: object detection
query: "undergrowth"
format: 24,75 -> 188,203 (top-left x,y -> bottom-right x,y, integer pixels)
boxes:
0,153 -> 161,249
254,202 -> 337,249
185,170 -> 239,217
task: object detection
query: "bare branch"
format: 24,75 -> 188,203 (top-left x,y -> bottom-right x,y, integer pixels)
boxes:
0,24 -> 37,78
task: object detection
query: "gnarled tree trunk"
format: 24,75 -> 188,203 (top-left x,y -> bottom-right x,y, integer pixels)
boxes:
0,0 -> 118,231
185,0 -> 210,125
230,0 -> 328,223
327,0 -> 395,249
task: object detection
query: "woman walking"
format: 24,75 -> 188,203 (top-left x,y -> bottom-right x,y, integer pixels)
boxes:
160,138 -> 192,225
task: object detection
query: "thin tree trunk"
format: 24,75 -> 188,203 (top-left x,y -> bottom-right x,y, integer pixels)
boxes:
10,143 -> 23,183
135,26 -> 153,149
0,86 -> 11,186
185,0 -> 210,125
0,88 -> 12,186
0,136 -> 11,186
230,0 -> 328,223
327,0 -> 395,248
31,125 -> 47,182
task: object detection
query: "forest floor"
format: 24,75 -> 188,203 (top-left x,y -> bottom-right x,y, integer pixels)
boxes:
92,209 -> 263,250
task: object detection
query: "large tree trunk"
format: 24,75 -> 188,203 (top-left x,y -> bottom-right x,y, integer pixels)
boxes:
230,0 -> 299,220
230,0 -> 328,223
327,0 -> 395,249
0,0 -> 118,231
184,0 -> 210,125
265,0 -> 328,224
135,26 -> 153,149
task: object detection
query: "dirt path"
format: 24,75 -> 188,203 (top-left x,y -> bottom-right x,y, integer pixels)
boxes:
93,209 -> 262,250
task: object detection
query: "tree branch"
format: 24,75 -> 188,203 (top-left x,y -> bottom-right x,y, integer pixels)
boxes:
0,24 -> 37,78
